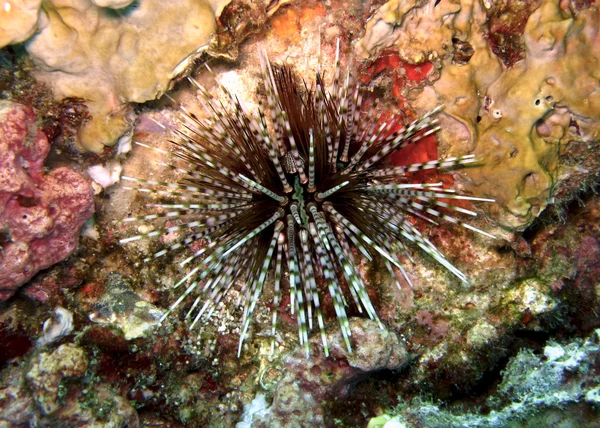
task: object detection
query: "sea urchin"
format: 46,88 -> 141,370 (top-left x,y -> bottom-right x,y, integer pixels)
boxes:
118,43 -> 494,358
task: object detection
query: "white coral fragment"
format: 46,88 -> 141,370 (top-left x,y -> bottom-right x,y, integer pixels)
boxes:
36,306 -> 74,347
87,161 -> 123,189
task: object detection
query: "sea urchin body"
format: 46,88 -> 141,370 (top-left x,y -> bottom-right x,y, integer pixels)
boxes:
118,43 -> 494,358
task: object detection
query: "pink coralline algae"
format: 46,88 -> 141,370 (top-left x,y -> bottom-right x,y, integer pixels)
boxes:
0,101 -> 94,300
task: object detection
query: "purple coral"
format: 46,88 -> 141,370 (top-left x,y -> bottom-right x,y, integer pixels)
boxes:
0,101 -> 94,300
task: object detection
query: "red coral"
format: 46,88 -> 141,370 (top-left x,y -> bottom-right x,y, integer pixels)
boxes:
359,50 -> 434,109
403,62 -> 433,82
0,102 -> 94,300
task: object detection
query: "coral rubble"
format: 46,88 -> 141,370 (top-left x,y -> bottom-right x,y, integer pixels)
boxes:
0,101 -> 94,299
88,272 -> 164,340
254,318 -> 408,426
26,343 -> 89,415
368,329 -> 600,427
0,343 -> 139,426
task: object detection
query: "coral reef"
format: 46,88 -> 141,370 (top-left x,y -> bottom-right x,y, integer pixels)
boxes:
254,318 -> 408,426
1,343 -> 139,426
368,329 -> 600,427
19,0 -> 232,153
0,49 -> 93,151
358,0 -> 600,230
1,0 -> 287,153
486,0 -> 543,67
0,101 -> 94,300
467,0 -> 600,229
115,39 -> 495,359
0,0 -> 599,426
0,365 -> 35,425
356,0 -> 460,64
95,0 -> 598,423
529,189 -> 600,333
0,0 -> 41,46
88,272 -> 164,340
26,343 -> 89,415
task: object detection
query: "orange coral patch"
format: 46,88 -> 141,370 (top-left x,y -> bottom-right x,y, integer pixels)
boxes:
300,2 -> 326,24
270,3 -> 326,41
271,8 -> 300,40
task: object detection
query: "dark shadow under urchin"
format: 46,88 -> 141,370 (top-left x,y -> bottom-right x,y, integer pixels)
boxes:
116,42 -> 496,358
